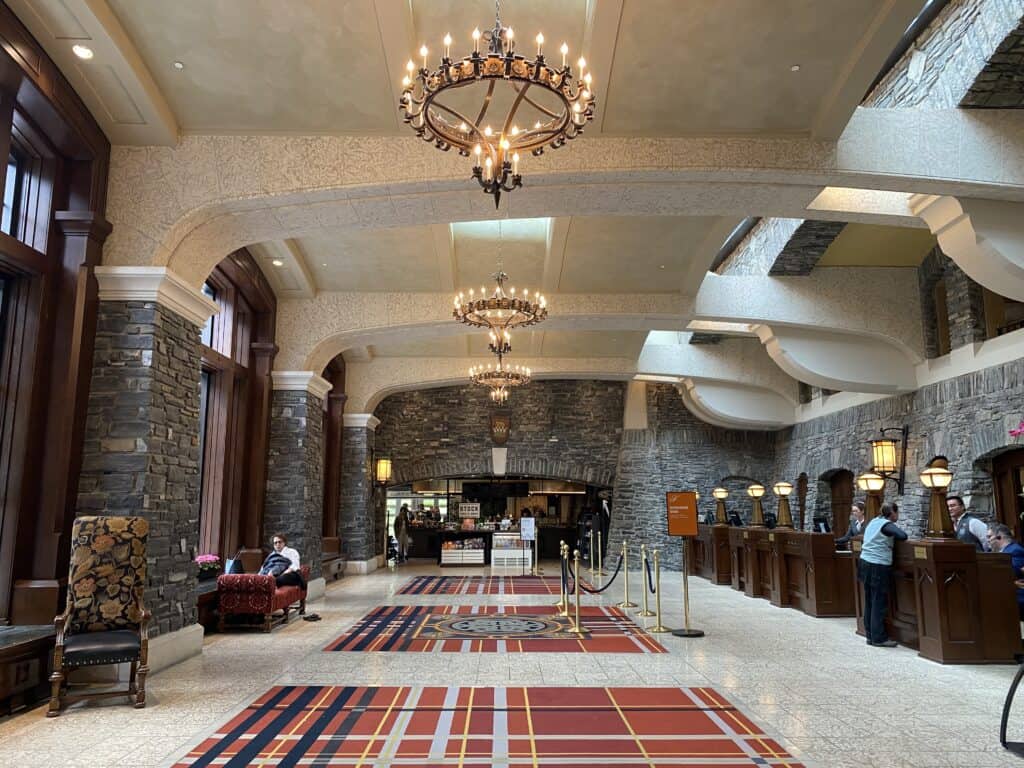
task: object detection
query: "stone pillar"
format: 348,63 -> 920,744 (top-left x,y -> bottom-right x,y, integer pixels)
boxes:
77,267 -> 217,668
266,372 -> 331,581
339,414 -> 378,573
944,261 -> 987,349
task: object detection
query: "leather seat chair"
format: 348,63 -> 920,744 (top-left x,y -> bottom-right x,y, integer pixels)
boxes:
217,565 -> 310,632
48,516 -> 150,716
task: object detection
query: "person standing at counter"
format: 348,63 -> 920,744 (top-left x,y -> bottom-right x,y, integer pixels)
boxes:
858,502 -> 908,648
395,504 -> 413,563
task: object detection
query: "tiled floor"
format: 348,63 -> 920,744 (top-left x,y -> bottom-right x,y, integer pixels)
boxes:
2,561 -> 1022,767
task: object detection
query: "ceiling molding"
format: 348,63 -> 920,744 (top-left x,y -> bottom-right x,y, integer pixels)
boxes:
8,0 -> 178,145
372,0 -> 415,132
811,0 -> 922,140
249,240 -> 316,299
542,217 -> 571,292
271,371 -> 333,400
583,0 -> 623,135
431,223 -> 456,290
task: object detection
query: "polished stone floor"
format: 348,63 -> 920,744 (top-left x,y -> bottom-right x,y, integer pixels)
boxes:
1,561 -> 1022,767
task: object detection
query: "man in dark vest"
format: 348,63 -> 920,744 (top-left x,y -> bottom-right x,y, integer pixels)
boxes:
946,495 -> 989,552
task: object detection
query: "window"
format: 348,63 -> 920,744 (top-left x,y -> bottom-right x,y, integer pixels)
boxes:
200,282 -> 216,347
984,288 -> 1024,339
1,150 -> 23,236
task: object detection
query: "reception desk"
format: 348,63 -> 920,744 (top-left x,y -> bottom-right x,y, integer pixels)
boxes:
688,525 -> 731,585
852,538 -> 1022,664
720,526 -> 854,616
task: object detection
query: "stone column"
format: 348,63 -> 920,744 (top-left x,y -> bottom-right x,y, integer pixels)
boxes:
77,266 -> 217,669
266,372 -> 331,589
339,414 -> 379,573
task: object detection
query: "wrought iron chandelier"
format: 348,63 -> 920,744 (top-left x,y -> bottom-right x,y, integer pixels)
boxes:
453,270 -> 547,332
399,0 -> 596,207
469,352 -> 531,404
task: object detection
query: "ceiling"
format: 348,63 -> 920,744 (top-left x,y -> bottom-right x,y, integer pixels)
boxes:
279,215 -> 722,295
10,0 -> 922,144
817,223 -> 936,267
361,329 -> 648,360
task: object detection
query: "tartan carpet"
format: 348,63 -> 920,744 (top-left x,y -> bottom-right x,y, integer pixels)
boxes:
397,575 -> 593,596
174,685 -> 804,767
324,605 -> 666,653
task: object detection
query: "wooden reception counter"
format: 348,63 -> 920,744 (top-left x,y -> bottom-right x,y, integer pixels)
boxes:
702,525 -> 1022,664
851,538 -> 1021,664
717,526 -> 855,616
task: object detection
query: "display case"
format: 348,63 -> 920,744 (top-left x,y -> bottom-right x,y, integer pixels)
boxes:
439,531 -> 489,566
490,531 -> 532,569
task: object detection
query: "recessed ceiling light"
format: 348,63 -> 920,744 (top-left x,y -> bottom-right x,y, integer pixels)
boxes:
271,259 -> 284,267
322,262 -> 328,267
72,45 -> 94,60
790,64 -> 801,72
173,61 -> 185,70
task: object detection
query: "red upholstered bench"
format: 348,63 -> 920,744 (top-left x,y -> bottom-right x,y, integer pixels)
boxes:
217,565 -> 310,632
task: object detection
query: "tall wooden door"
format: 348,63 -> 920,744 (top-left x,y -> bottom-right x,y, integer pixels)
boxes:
993,449 -> 1024,542
830,470 -> 854,539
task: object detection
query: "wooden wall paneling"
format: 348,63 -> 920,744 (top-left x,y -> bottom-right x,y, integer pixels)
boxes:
830,470 -> 853,539
243,342 -> 276,550
221,371 -> 249,557
321,358 -> 346,548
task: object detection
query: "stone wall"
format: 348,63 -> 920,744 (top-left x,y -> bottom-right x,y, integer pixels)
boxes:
865,0 -> 1023,108
265,390 -> 325,578
77,301 -> 201,638
609,384 -> 776,570
718,218 -> 801,276
918,245 -> 988,357
773,357 -> 1024,536
373,381 -> 627,487
962,16 -> 1024,107
768,221 -> 846,276
339,425 -> 376,562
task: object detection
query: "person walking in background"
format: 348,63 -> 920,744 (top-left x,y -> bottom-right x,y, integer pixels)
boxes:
395,503 -> 412,563
858,502 -> 908,648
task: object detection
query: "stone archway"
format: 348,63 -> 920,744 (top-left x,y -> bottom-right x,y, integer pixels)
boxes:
817,468 -> 854,537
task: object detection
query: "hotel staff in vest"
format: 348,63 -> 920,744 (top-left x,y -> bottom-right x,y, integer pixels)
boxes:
858,502 -> 908,648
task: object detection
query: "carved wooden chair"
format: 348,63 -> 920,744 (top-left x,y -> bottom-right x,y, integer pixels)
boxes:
48,516 -> 150,716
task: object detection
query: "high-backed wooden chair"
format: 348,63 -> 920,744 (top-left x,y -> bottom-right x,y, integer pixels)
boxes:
48,516 -> 150,717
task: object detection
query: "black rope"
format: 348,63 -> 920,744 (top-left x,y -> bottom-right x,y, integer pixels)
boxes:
644,553 -> 656,594
568,553 -> 623,594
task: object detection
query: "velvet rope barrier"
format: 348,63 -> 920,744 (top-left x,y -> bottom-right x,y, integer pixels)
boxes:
568,553 -> 623,594
644,551 -> 656,594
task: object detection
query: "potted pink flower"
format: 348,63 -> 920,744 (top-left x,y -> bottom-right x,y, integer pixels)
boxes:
195,553 -> 221,581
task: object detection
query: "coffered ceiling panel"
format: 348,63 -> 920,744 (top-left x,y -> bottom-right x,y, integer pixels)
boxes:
298,225 -> 443,291
817,223 -> 936,267
106,0 -> 398,133
558,216 -> 719,293
603,0 -> 900,136
452,218 -> 548,291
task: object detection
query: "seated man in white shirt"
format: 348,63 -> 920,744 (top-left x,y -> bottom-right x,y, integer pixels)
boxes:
259,532 -> 304,588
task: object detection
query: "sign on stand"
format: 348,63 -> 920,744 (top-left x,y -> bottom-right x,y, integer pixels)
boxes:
519,517 -> 536,541
458,502 -> 481,518
665,490 -> 704,639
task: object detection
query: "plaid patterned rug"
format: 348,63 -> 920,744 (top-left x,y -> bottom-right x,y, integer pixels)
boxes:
397,575 -> 593,595
324,605 -> 666,653
174,685 -> 803,767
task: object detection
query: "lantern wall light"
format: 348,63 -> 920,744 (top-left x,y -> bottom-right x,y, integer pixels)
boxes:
868,425 -> 909,494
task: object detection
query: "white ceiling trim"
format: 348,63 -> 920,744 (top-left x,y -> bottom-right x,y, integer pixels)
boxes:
542,217 -> 571,292
372,0 -> 415,132
94,266 -> 218,327
271,371 -> 333,400
583,0 -> 623,135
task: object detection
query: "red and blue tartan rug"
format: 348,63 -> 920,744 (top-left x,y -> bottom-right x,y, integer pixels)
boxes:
397,575 -> 592,596
174,685 -> 804,767
324,605 -> 667,654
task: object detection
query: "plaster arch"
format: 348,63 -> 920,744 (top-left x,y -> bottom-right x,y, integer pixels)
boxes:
104,107 -> 1024,288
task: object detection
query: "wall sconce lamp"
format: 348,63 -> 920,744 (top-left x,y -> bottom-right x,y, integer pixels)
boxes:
869,425 -> 909,494
747,483 -> 766,527
919,456 -> 955,539
856,471 -> 886,521
772,481 -> 794,528
712,487 -> 729,525
374,457 -> 393,486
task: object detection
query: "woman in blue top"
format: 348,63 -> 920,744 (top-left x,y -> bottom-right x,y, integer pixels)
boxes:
857,502 -> 908,648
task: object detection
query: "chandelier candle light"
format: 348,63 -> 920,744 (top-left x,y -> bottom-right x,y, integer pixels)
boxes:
398,0 -> 596,207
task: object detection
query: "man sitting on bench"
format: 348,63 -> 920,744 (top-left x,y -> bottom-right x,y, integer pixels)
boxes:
260,533 -> 305,589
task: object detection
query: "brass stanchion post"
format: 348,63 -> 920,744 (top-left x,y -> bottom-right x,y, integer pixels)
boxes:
638,544 -> 655,617
588,530 -> 595,579
618,540 -> 637,609
597,529 -> 604,576
649,549 -> 670,633
570,549 -> 585,635
672,538 -> 704,638
557,543 -> 570,616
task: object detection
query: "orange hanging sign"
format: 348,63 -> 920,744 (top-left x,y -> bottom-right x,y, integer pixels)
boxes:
666,491 -> 699,537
